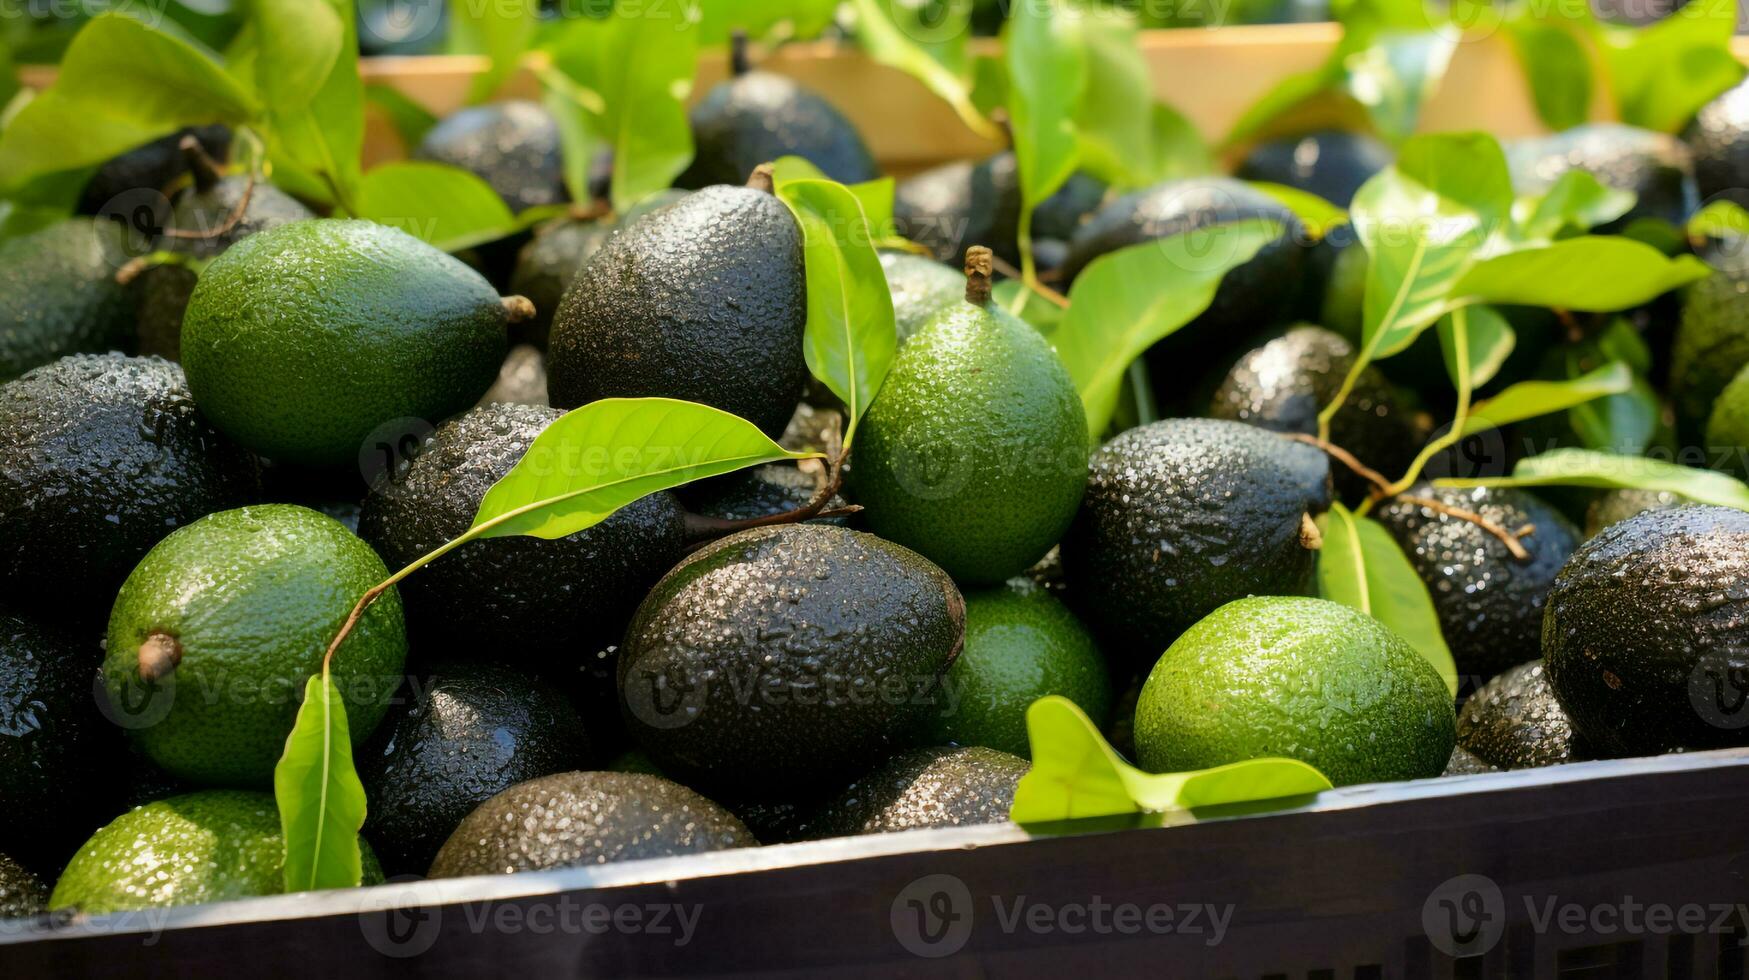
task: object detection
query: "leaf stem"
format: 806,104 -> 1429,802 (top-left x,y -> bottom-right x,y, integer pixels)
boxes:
1012,208 -> 1039,316
1283,433 -> 1393,495
987,253 -> 1070,309
1395,494 -> 1535,561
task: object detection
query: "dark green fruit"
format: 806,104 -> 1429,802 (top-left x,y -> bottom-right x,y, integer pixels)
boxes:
1505,123 -> 1697,228
1060,418 -> 1331,661
477,343 -> 549,408
132,264 -> 199,363
1444,746 -> 1498,776
182,219 -> 512,466
929,578 -> 1111,757
1672,237 -> 1749,444
677,38 -> 876,189
1706,362 -> 1749,478
880,251 -> 964,343
852,260 -> 1088,584
104,504 -> 408,787
77,125 -> 231,215
618,524 -> 964,795
892,152 -> 1106,267
358,663 -> 595,877
0,853 -> 47,919
1134,596 -> 1455,787
801,746 -> 1027,839
507,218 -> 614,347
414,101 -> 567,212
50,791 -> 381,913
1233,129 -> 1392,207
427,771 -> 756,877
1376,485 -> 1582,687
358,404 -> 685,686
0,219 -> 133,381
1,611 -> 120,872
1682,76 -> 1749,207
547,180 -> 806,437
0,354 -> 260,623
1584,488 -> 1682,538
1209,325 -> 1424,502
1457,659 -> 1589,770
676,463 -> 851,527
1543,505 -> 1749,757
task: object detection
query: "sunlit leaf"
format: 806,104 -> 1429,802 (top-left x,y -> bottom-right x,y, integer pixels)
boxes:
1317,503 -> 1459,696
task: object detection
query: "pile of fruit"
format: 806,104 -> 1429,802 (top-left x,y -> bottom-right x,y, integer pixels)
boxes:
3,0 -> 1749,929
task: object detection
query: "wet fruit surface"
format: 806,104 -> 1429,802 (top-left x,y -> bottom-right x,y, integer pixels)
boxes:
1457,660 -> 1589,770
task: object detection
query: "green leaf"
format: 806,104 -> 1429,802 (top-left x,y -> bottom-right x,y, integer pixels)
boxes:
0,14 -> 259,190
1055,219 -> 1284,437
541,80 -> 607,205
1506,19 -> 1591,131
1247,182 -> 1348,242
1339,31 -> 1457,144
1688,199 -> 1749,240
993,281 -> 1067,339
775,179 -> 898,439
1010,696 -> 1332,824
1596,4 -> 1745,133
1006,0 -> 1087,242
261,0 -> 364,212
1071,7 -> 1156,189
1317,503 -> 1459,696
1512,170 -> 1636,244
696,0 -> 838,45
1619,216 -> 1689,255
851,0 -> 1000,141
969,52 -> 1009,119
450,0 -> 538,103
276,673 -> 366,893
1224,64 -> 1336,148
364,83 -> 439,149
1450,237 -> 1712,311
470,398 -> 817,541
354,162 -> 521,252
254,0 -> 343,107
1437,304 -> 1515,392
1146,102 -> 1214,182
1458,362 -> 1635,437
547,8 -> 700,213
771,156 -> 898,239
1438,448 -> 1749,511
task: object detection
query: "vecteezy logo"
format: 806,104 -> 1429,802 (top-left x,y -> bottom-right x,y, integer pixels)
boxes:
358,878 -> 443,958
1422,874 -> 1506,958
1690,653 -> 1749,731
621,667 -> 709,731
357,416 -> 436,498
890,874 -> 974,958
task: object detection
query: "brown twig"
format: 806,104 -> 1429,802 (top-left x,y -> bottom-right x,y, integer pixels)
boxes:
322,581 -> 394,671
1554,308 -> 1584,345
138,633 -> 182,682
965,246 -> 995,305
115,256 -> 155,287
1397,494 -> 1534,561
500,295 -> 537,324
1283,433 -> 1393,496
986,252 -> 1070,309
161,170 -> 256,243
682,413 -> 854,549
746,163 -> 776,195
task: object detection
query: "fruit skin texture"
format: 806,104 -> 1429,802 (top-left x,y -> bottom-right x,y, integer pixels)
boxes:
1233,129 -> 1392,207
77,125 -> 231,215
182,219 -> 509,467
801,746 -> 1028,839
1457,659 -> 1588,770
1672,238 -> 1749,444
427,771 -> 755,878
1376,484 -> 1581,687
880,251 -> 966,343
0,853 -> 47,919
929,578 -> 1111,757
358,404 -> 686,687
851,299 -> 1089,585
508,219 -> 615,348
1584,488 -> 1681,538
1684,76 -> 1749,206
1134,596 -> 1456,787
1706,362 -> 1749,479
618,524 -> 965,795
892,152 -> 1107,268
104,504 -> 408,787
1505,123 -> 1697,228
1,612 -> 121,872
1060,418 -> 1331,662
357,662 -> 595,878
49,790 -> 382,913
414,101 -> 567,213
0,354 -> 261,624
1543,505 -> 1749,758
677,70 -> 877,189
1210,325 -> 1422,502
676,462 -> 852,527
0,219 -> 134,381
546,186 -> 807,438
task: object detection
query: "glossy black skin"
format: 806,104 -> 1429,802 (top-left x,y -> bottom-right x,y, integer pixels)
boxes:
0,611 -> 121,874
1457,660 -> 1589,770
800,746 -> 1027,840
1376,485 -> 1581,690
0,852 -> 48,919
414,101 -> 568,213
618,524 -> 965,796
1234,129 -> 1392,207
1506,124 -> 1698,229
0,354 -> 261,625
893,152 -> 1107,268
1059,418 -> 1331,664
77,126 -> 231,215
677,70 -> 877,189
546,185 -> 808,437
507,220 -> 615,348
1684,77 -> 1749,207
358,404 -> 686,696
1543,505 -> 1749,758
1209,325 -> 1423,503
0,220 -> 135,382
427,771 -> 756,878
676,463 -> 852,528
358,663 -> 596,877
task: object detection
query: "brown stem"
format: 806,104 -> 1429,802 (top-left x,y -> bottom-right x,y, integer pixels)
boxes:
568,199 -> 612,223
987,253 -> 1070,309
322,582 -> 393,671
162,171 -> 256,243
1554,308 -> 1584,345
730,29 -> 753,76
500,295 -> 537,324
1397,494 -> 1534,561
115,256 -> 155,287
747,163 -> 776,195
682,415 -> 852,549
1284,433 -> 1393,496
684,504 -> 863,539
179,134 -> 224,193
138,633 -> 182,682
1299,512 -> 1324,551
965,246 -> 995,306
989,108 -> 1014,152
